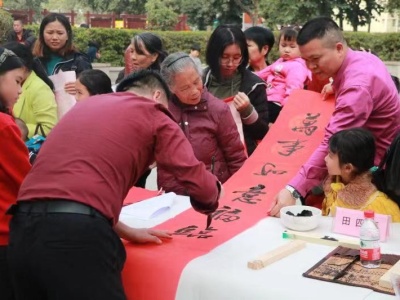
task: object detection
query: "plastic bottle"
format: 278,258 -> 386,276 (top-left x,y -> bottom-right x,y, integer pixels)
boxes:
360,210 -> 381,268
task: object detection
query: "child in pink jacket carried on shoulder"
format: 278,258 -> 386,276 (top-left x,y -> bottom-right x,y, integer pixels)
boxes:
256,26 -> 310,123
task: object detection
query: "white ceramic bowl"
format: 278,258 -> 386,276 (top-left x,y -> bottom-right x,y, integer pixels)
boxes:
280,205 -> 322,231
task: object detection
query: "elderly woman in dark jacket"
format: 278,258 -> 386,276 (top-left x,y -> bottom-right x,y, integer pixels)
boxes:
159,52 -> 247,194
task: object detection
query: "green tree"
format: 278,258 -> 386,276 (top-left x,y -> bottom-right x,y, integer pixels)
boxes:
80,0 -> 145,14
180,0 -> 213,30
145,0 -> 178,30
181,0 -> 241,30
339,0 -> 384,31
0,9 -> 13,43
260,0 -> 333,29
3,0 -> 48,17
46,0 -> 83,10
364,0 -> 384,32
260,0 -> 384,32
233,0 -> 260,26
386,0 -> 400,13
81,0 -> 109,12
108,0 -> 146,14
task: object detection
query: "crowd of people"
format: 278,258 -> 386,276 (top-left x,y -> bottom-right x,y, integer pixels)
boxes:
1,13 -> 400,300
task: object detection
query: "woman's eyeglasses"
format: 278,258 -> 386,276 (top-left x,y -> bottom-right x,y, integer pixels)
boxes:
220,56 -> 243,66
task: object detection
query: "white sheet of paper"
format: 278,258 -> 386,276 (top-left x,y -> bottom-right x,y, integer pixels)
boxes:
119,193 -> 191,228
49,70 -> 76,119
226,101 -> 245,147
121,192 -> 175,220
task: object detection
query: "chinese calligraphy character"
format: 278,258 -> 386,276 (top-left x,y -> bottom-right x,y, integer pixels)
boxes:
304,113 -> 320,123
173,225 -> 217,239
291,113 -> 321,136
292,125 -> 318,136
356,219 -> 364,227
211,205 -> 242,222
277,140 -> 307,156
174,225 -> 198,235
342,216 -> 351,225
232,184 -> 266,204
254,162 -> 288,177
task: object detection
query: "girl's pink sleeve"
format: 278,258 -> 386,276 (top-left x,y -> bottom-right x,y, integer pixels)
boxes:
283,61 -> 311,102
255,65 -> 272,81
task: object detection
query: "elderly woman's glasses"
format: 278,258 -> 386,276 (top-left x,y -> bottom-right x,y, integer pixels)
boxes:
220,56 -> 242,66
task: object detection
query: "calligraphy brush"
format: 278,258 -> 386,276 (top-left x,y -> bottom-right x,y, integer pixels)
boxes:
332,255 -> 360,281
206,156 -> 216,229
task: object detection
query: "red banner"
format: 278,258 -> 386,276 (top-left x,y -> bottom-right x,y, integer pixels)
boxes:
122,90 -> 334,299
123,187 -> 159,206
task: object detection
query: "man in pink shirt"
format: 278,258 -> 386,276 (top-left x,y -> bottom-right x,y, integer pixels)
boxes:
269,17 -> 400,216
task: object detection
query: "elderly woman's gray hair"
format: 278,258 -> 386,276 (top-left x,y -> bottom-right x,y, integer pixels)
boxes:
160,52 -> 201,87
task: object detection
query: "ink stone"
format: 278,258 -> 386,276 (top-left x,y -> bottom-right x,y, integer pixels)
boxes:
285,209 -> 313,217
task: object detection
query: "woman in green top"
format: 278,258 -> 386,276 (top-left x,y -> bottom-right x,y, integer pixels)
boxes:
5,42 -> 57,140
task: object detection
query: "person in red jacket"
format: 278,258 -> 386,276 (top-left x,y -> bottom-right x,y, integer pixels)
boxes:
159,52 -> 247,194
0,47 -> 31,299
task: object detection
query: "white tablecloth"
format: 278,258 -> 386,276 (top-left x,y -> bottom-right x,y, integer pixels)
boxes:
120,202 -> 399,300
175,217 -> 399,300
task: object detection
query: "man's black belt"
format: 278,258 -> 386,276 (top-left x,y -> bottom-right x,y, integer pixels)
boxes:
9,199 -> 111,224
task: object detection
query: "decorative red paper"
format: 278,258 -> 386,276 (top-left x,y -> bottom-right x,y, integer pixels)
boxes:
122,90 -> 334,300
123,187 -> 159,206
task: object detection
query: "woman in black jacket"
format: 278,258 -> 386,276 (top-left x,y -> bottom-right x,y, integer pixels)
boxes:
33,13 -> 92,95
203,25 -> 269,156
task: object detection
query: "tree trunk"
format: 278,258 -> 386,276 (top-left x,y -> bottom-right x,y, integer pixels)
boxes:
338,9 -> 344,30
251,13 -> 258,25
253,0 -> 259,26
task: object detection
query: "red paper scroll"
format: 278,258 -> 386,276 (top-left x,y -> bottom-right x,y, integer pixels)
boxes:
122,90 -> 334,300
123,187 -> 159,206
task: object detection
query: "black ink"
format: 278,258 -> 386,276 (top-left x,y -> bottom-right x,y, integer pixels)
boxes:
292,125 -> 318,136
212,205 -> 242,222
232,184 -> 266,204
277,140 -> 307,156
173,225 -> 218,239
286,209 -> 313,217
291,113 -> 321,136
188,227 -> 217,239
321,236 -> 338,241
173,225 -> 198,235
254,162 -> 288,177
305,113 -> 321,120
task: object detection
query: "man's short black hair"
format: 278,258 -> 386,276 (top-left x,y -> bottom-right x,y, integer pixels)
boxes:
190,43 -> 201,52
13,18 -> 24,24
297,17 -> 343,47
116,69 -> 171,100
